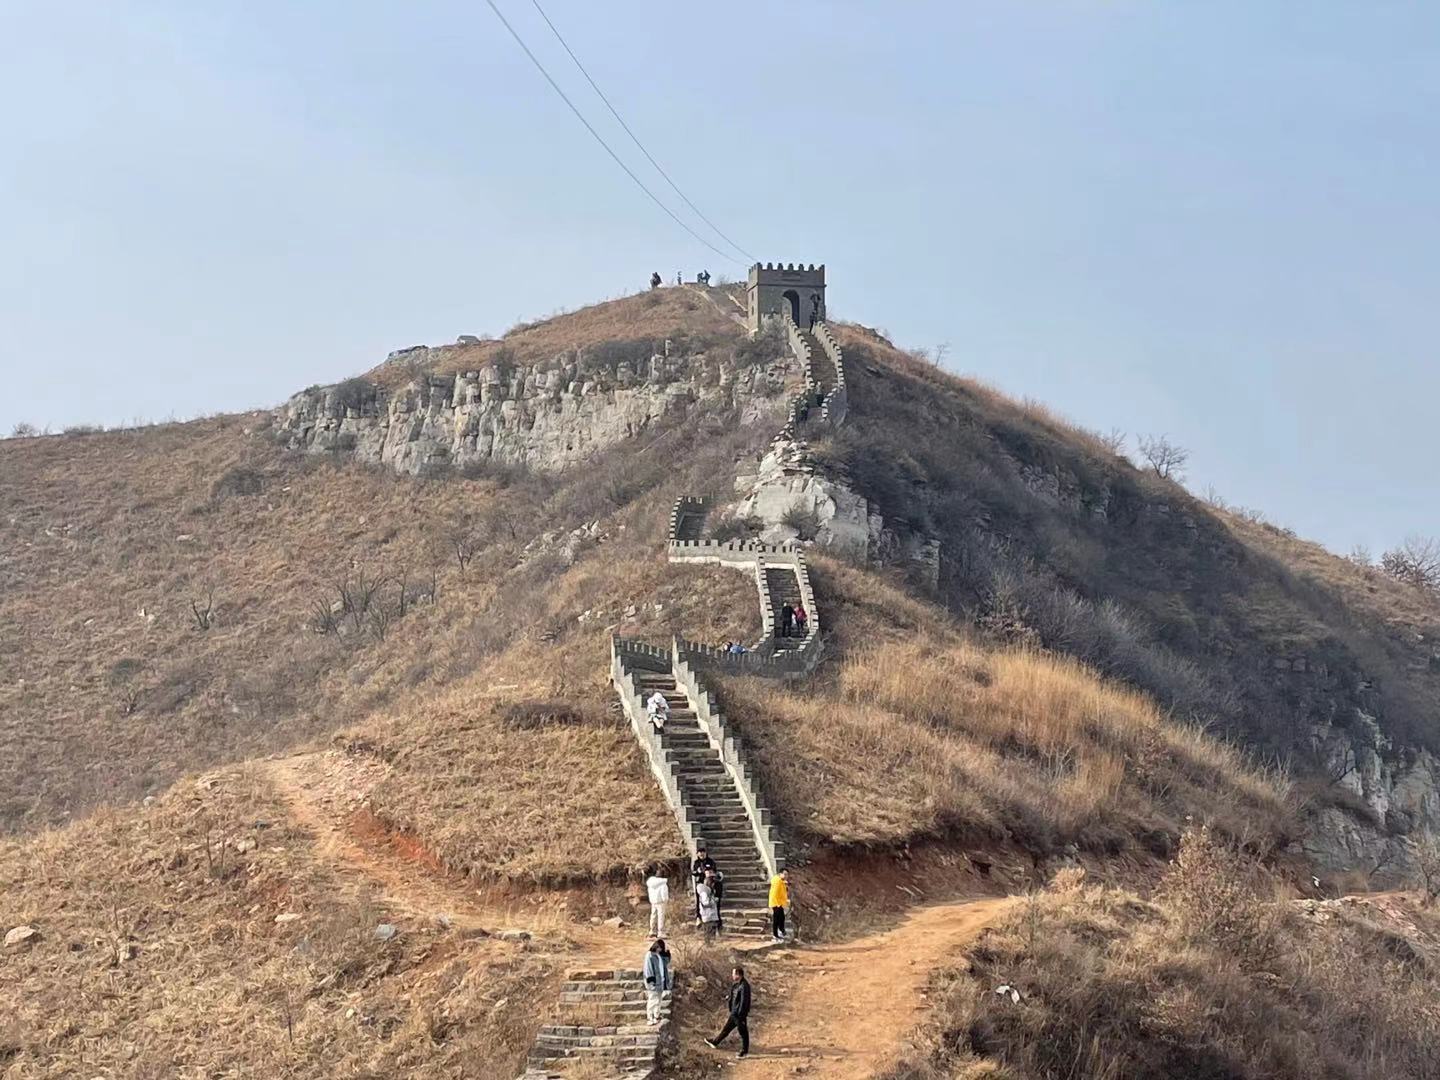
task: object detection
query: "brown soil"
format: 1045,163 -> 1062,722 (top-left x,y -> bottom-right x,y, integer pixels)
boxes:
691,897 -> 1016,1078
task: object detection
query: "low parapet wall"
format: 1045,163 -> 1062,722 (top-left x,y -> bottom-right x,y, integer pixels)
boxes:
611,638 -> 700,857
812,322 -> 848,427
673,653 -> 786,875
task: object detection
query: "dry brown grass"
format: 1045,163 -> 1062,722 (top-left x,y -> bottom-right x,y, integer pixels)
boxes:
719,558 -> 1292,858
0,766 -> 560,1078
886,832 -> 1440,1080
363,284 -> 745,388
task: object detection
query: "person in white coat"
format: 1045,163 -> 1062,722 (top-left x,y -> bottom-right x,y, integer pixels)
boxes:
645,869 -> 670,937
646,690 -> 670,732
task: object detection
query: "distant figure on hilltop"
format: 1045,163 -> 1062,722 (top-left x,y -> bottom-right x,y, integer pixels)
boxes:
649,271 -> 662,289
675,270 -> 683,285
697,269 -> 711,286
809,293 -> 820,331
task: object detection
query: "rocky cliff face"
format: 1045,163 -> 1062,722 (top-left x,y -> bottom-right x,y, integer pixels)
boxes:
275,341 -> 790,474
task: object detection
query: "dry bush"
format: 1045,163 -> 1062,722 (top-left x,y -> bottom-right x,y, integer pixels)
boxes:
1381,535 -> 1440,594
892,856 -> 1440,1080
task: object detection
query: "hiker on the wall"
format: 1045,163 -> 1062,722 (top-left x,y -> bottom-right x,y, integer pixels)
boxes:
645,867 -> 670,937
769,868 -> 790,942
692,845 -> 718,922
779,602 -> 795,639
793,601 -> 809,637
705,966 -> 752,1059
696,875 -> 721,942
646,689 -> 670,732
643,938 -> 673,1026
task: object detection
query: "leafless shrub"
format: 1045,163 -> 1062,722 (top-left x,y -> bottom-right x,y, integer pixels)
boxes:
1346,544 -> 1373,568
190,591 -> 215,631
1157,823 -> 1280,964
1136,434 -> 1189,481
1094,427 -> 1126,455
1380,536 -> 1440,594
1408,832 -> 1440,903
10,422 -> 39,438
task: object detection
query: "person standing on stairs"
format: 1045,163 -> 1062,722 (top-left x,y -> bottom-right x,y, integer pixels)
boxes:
793,601 -> 808,638
645,867 -> 670,937
697,875 -> 721,942
706,967 -> 752,1059
809,294 -> 820,331
643,938 -> 673,1026
691,845 -> 718,922
646,689 -> 670,732
779,602 -> 795,639
769,869 -> 790,942
650,271 -> 662,290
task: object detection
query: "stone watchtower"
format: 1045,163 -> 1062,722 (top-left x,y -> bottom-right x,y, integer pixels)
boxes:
746,263 -> 825,335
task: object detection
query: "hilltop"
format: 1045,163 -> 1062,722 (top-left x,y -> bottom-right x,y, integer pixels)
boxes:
3,281 -> 1440,1078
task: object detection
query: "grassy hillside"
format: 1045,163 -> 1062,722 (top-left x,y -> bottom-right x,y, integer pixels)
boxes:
888,829 -> 1440,1080
824,324 -> 1440,786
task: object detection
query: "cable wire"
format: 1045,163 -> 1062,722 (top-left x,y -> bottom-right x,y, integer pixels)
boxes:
528,0 -> 757,264
484,0 -> 742,265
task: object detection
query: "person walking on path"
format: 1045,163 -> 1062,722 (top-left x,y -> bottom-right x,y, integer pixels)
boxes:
697,876 -> 721,942
645,868 -> 670,937
779,602 -> 795,639
643,938 -> 673,1026
793,602 -> 808,637
705,967 -> 752,1058
768,869 -> 790,942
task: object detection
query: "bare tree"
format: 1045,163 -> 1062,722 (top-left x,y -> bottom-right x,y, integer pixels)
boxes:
1096,427 -> 1126,456
1410,833 -> 1440,904
10,422 -> 39,438
932,342 -> 951,368
1346,543 -> 1373,568
1137,434 -> 1189,481
190,590 -> 215,631
450,528 -> 477,573
1380,536 -> 1440,594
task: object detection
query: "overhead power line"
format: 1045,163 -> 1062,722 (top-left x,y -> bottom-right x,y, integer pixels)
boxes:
484,0 -> 742,265
527,0 -> 757,264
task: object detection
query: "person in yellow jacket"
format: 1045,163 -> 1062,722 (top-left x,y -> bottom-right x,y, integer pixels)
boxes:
768,869 -> 790,942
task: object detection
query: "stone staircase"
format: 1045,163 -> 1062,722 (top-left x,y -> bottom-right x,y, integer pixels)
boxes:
636,669 -> 773,939
797,327 -> 836,391
521,968 -> 669,1079
763,564 -> 808,652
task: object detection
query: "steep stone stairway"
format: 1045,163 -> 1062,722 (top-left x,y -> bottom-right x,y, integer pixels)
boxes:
797,327 -> 836,390
672,499 -> 708,543
522,968 -> 668,1079
764,564 -> 809,652
635,669 -> 773,938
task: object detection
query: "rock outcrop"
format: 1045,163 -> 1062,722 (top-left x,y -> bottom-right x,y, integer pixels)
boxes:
275,344 -> 790,475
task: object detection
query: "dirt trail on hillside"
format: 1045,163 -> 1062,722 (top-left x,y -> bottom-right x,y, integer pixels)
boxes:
262,751 -> 637,963
712,898 -> 1015,1078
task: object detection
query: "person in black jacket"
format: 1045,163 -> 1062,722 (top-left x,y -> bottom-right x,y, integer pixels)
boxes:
705,966 -> 751,1058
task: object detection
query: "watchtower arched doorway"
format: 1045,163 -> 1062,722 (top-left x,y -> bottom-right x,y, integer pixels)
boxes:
782,289 -> 801,323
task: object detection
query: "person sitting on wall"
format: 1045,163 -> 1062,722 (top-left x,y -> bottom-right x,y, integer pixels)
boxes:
646,688 -> 670,732
727,641 -> 747,655
698,269 -> 711,286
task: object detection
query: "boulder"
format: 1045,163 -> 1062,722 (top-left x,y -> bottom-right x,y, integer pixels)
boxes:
4,925 -> 39,948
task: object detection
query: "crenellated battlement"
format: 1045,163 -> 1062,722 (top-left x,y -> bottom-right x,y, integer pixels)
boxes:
747,261 -> 826,333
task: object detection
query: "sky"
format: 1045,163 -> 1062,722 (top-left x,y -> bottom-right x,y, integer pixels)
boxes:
2,1 -> 1437,555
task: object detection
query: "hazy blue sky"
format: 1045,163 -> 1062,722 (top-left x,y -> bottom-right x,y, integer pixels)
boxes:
3,2 -> 1437,554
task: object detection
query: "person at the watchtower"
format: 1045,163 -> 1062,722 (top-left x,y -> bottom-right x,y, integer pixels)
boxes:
769,868 -> 790,941
645,867 -> 670,937
705,967 -> 752,1058
649,271 -> 662,290
779,602 -> 795,639
697,269 -> 711,286
646,689 -> 669,732
643,938 -> 673,1026
793,601 -> 808,637
809,293 -> 820,331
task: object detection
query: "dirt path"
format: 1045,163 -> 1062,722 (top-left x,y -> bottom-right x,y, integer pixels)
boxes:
261,751 -> 638,964
715,897 -> 1015,1078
